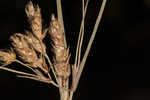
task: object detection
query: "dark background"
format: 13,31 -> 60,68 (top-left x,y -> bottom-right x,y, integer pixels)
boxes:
0,0 -> 150,100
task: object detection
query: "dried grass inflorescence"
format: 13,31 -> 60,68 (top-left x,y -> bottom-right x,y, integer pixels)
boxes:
49,15 -> 70,79
25,1 -> 46,40
0,49 -> 16,64
10,34 -> 38,66
0,0 -> 106,100
10,33 -> 48,73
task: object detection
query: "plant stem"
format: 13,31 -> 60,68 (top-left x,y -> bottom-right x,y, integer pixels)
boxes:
73,0 -> 107,92
75,0 -> 89,68
15,60 -> 37,74
69,91 -> 73,100
58,77 -> 69,100
44,54 -> 59,84
0,66 -> 37,77
17,75 -> 59,87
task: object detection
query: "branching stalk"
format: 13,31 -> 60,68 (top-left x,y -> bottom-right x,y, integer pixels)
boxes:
0,1 -> 106,100
15,60 -> 37,74
17,75 -> 59,87
0,66 -> 37,77
75,0 -> 89,68
44,54 -> 59,84
73,0 -> 107,92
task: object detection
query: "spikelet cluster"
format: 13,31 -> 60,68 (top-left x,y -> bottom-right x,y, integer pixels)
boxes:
7,1 -> 49,73
49,15 -> 70,79
0,1 -> 71,83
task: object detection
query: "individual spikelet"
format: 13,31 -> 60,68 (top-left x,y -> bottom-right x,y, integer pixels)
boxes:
49,14 -> 70,79
0,48 -> 16,65
25,1 -> 46,40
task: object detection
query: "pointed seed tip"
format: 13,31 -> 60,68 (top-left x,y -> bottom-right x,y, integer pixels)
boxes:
51,14 -> 56,20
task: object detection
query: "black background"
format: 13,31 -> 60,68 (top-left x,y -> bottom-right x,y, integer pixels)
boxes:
0,0 -> 150,100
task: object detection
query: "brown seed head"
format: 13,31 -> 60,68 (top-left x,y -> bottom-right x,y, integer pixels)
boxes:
10,33 -> 48,72
49,14 -> 70,79
49,14 -> 64,46
25,31 -> 46,54
10,33 -> 38,68
25,1 -> 45,40
0,49 -> 16,64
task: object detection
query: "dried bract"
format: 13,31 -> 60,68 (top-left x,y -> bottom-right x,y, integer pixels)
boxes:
0,49 -> 16,64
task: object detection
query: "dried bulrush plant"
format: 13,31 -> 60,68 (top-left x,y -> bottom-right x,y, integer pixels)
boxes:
0,0 -> 107,100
